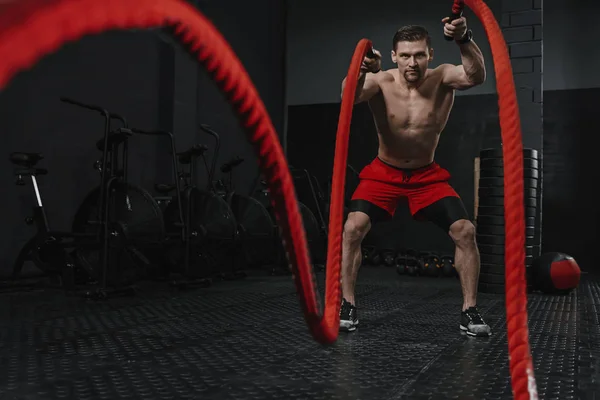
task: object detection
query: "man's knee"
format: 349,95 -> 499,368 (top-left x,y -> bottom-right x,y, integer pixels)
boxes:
343,212 -> 371,245
449,219 -> 476,247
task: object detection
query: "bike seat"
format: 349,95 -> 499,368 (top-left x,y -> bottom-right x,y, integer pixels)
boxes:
10,152 -> 43,167
15,167 -> 48,176
155,183 -> 177,194
221,156 -> 245,173
96,128 -> 133,151
177,144 -> 209,164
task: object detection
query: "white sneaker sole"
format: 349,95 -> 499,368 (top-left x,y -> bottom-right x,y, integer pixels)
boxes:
340,319 -> 359,332
460,324 -> 491,337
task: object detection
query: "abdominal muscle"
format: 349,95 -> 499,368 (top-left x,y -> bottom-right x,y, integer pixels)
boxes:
368,69 -> 455,169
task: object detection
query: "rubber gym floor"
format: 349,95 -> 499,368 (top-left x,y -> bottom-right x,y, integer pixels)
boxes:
0,266 -> 596,400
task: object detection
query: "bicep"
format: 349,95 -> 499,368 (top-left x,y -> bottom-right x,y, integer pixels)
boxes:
441,64 -> 474,90
355,73 -> 381,103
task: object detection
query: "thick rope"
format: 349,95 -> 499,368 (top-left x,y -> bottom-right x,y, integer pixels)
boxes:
0,0 -> 536,398
463,1 -> 538,399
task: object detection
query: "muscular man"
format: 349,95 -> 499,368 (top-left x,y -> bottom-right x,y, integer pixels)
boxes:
339,18 -> 491,337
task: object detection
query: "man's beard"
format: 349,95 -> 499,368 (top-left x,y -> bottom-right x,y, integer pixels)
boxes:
404,69 -> 421,82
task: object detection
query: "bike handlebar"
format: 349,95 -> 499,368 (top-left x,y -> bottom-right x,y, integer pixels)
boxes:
60,96 -> 128,126
130,127 -> 173,138
199,124 -> 220,191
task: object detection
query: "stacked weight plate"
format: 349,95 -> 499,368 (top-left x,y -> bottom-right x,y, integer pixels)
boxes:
476,148 -> 541,294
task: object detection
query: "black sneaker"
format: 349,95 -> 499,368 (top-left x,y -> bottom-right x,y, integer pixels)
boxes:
460,306 -> 492,337
339,298 -> 358,332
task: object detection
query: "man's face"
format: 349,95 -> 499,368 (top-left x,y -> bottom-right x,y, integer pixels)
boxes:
391,39 -> 433,83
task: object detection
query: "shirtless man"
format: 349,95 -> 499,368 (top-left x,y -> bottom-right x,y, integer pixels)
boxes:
339,18 -> 491,337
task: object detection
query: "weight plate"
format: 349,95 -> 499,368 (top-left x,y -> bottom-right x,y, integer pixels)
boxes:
477,225 -> 535,236
478,197 -> 537,208
480,271 -> 534,284
480,253 -> 533,265
481,263 -> 532,275
479,244 -> 539,256
479,272 -> 505,285
477,215 -> 535,226
479,168 -> 539,179
477,206 -> 537,217
480,263 -> 507,275
478,187 -> 537,198
476,234 -> 536,246
478,281 -> 505,294
479,177 -> 538,189
479,148 -> 539,159
480,158 -> 539,170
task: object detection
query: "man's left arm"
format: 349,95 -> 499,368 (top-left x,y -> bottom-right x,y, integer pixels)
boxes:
441,16 -> 486,90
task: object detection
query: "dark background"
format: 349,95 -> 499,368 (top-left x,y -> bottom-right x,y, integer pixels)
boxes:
0,0 -> 286,278
0,0 -> 598,277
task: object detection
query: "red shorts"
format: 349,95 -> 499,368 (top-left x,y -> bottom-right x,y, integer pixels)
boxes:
350,157 -> 461,220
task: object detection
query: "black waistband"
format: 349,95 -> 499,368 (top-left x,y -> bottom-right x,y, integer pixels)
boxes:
377,157 -> 434,172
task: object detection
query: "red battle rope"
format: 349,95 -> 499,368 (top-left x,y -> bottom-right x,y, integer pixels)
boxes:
0,0 -> 536,398
462,1 -> 538,399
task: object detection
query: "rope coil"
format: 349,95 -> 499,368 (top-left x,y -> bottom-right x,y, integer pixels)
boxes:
0,0 -> 536,398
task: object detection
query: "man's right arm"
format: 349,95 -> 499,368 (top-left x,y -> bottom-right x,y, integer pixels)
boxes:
341,72 -> 381,104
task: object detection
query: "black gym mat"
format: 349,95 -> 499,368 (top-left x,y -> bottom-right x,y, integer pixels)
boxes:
0,267 -> 596,399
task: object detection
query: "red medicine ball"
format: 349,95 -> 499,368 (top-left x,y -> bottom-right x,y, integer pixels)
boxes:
532,252 -> 581,294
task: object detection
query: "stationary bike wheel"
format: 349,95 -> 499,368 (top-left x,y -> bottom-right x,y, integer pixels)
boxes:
228,193 -> 276,267
298,201 -> 323,263
162,188 -> 237,273
163,188 -> 237,241
72,181 -> 165,285
29,236 -> 68,275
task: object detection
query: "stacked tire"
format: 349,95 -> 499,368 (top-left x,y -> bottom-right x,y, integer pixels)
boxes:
476,148 -> 541,294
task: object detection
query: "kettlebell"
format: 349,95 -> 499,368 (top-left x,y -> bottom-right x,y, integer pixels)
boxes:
370,249 -> 382,266
406,249 -> 420,276
361,246 -> 374,266
396,263 -> 406,275
382,249 -> 396,267
395,250 -> 407,275
441,255 -> 454,277
426,254 -> 441,277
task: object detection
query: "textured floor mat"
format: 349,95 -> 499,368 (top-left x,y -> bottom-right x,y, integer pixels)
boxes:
0,267 -> 597,399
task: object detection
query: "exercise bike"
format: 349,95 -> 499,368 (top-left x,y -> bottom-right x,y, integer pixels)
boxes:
197,124 -> 249,280
66,98 -> 165,297
215,155 -> 280,272
10,152 -> 82,291
288,166 -> 328,266
10,97 -> 162,298
156,132 -> 239,284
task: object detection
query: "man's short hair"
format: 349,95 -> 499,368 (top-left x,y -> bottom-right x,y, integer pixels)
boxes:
392,25 -> 432,50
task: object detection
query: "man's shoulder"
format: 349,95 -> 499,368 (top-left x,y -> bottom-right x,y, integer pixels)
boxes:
430,64 -> 455,75
375,69 -> 396,83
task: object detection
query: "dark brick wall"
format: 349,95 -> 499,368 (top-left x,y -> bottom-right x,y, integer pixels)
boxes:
501,0 -> 543,256
501,0 -> 543,150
